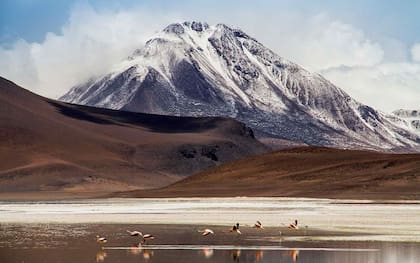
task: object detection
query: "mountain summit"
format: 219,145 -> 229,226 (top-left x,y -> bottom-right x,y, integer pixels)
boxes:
61,21 -> 420,151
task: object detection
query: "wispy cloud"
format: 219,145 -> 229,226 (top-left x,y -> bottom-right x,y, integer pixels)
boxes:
0,3 -> 178,98
248,13 -> 385,72
411,43 -> 420,62
322,62 -> 420,112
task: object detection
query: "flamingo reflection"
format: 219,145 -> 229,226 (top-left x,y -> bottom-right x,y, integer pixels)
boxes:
231,249 -> 241,263
255,250 -> 264,261
127,246 -> 154,260
141,249 -> 154,260
128,246 -> 141,255
289,249 -> 299,262
200,247 -> 214,258
96,250 -> 107,262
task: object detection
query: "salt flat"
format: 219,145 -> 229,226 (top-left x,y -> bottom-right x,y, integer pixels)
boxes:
1,197 -> 419,242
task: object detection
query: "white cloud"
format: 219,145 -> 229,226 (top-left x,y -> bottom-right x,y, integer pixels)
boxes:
322,62 -> 420,112
0,40 -> 39,87
239,13 -> 384,72
411,43 -> 420,62
0,3 -> 178,98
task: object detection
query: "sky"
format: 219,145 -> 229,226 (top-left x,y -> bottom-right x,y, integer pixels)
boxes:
0,0 -> 419,112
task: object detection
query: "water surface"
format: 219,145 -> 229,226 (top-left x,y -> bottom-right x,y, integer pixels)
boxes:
1,198 -> 420,262
0,224 -> 419,263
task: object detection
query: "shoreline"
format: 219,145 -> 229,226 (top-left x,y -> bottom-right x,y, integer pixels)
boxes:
1,197 -> 420,242
2,192 -> 420,202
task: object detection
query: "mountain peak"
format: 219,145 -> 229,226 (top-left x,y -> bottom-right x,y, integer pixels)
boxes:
61,22 -> 420,152
163,21 -> 210,34
161,21 -> 254,43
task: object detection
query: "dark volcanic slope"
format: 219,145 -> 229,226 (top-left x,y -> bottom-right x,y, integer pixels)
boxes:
0,77 -> 266,196
124,147 -> 420,199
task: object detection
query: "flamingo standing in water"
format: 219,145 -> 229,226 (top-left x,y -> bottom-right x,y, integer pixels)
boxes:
253,221 -> 264,229
96,235 -> 107,248
127,230 -> 142,237
229,223 -> 241,234
288,220 -> 299,230
127,230 -> 155,245
198,229 -> 215,236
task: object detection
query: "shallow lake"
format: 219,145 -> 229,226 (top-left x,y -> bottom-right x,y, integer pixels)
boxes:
1,198 -> 420,262
0,223 -> 419,263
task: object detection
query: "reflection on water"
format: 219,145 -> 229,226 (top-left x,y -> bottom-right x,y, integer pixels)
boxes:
225,249 -> 295,263
200,247 -> 214,258
255,250 -> 264,262
288,249 -> 299,262
89,246 -> 420,263
128,246 -> 141,255
95,250 -> 107,262
141,249 -> 154,260
231,249 -> 241,262
2,244 -> 420,263
126,247 -> 154,260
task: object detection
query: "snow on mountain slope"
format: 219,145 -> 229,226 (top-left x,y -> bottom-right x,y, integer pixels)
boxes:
61,21 -> 420,152
393,109 -> 420,134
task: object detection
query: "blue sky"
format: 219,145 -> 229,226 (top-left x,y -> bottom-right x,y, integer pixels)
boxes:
1,0 -> 420,45
0,0 -> 419,111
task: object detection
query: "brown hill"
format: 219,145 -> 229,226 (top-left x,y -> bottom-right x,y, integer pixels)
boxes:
122,147 -> 420,199
0,77 -> 267,199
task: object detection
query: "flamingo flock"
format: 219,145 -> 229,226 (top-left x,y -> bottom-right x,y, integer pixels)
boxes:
94,220 -> 304,262
96,219 -> 304,248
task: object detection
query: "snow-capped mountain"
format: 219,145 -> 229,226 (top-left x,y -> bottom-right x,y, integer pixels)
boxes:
393,109 -> 420,134
61,21 -> 420,151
